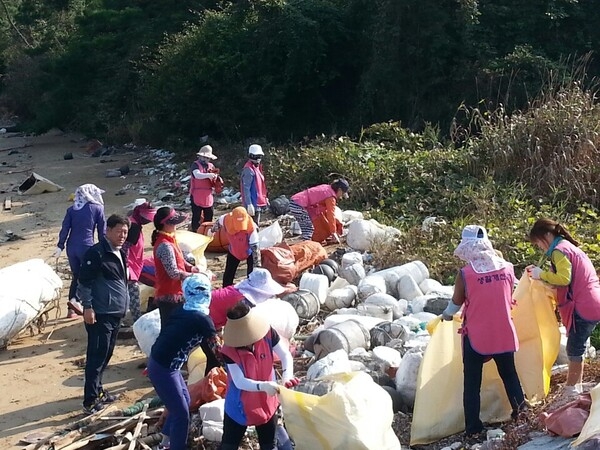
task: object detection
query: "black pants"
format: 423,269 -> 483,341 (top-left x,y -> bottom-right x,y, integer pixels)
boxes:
220,411 -> 277,450
84,314 -> 121,406
222,252 -> 254,287
463,335 -> 525,435
191,201 -> 214,232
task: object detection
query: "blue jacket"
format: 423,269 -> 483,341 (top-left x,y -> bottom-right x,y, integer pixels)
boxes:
77,239 -> 129,316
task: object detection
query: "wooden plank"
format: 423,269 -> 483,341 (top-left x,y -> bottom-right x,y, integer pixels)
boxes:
3,196 -> 11,211
127,403 -> 149,450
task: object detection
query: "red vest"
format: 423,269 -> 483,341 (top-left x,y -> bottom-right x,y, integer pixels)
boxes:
291,184 -> 336,219
190,160 -> 215,207
460,264 -> 519,355
241,161 -> 268,207
153,232 -> 186,300
221,333 -> 279,426
554,240 -> 600,332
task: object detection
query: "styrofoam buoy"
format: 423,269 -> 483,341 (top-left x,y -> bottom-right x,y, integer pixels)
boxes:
324,285 -> 357,311
341,252 -> 363,269
313,319 -> 371,359
397,275 -> 424,302
364,293 -> 404,319
373,346 -> 402,369
340,263 -> 366,286
299,273 -> 329,305
357,303 -> 393,321
281,289 -> 320,322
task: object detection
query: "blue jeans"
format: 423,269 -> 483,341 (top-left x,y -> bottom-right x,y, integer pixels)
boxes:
567,312 -> 599,361
462,335 -> 525,435
148,357 -> 190,450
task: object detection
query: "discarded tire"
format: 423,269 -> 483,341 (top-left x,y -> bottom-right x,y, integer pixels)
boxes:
319,258 -> 339,276
312,264 -> 336,284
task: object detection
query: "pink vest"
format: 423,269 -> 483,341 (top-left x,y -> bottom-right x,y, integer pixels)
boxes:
126,218 -> 144,281
190,160 -> 215,207
221,334 -> 279,426
553,240 -> 600,332
291,184 -> 336,219
460,264 -> 519,355
241,161 -> 268,207
209,286 -> 245,329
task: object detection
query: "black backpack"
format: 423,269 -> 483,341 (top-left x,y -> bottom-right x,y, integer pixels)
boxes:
270,195 -> 290,216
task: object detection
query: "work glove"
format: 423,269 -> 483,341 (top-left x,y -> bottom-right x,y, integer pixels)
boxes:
52,247 -> 62,259
207,172 -> 218,180
266,197 -> 270,206
246,204 -> 256,217
251,244 -> 262,268
259,381 -> 280,396
527,265 -> 543,280
332,233 -> 341,244
283,377 -> 300,389
442,301 -> 461,321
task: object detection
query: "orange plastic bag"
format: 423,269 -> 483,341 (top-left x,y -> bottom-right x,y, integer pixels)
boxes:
188,366 -> 228,412
197,221 -> 229,252
289,240 -> 327,273
312,215 -> 343,243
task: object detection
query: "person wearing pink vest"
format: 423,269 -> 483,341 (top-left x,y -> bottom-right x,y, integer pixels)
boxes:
288,178 -> 349,242
212,207 -> 261,287
123,200 -> 157,321
220,301 -> 298,450
241,144 -> 269,225
442,225 -> 525,437
527,218 -> 600,397
189,145 -> 218,232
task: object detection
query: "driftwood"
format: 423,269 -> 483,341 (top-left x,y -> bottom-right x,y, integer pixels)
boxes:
103,434 -> 162,450
127,403 -> 148,450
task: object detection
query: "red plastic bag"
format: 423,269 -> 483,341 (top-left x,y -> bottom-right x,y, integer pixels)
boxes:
261,245 -> 297,284
540,392 -> 592,437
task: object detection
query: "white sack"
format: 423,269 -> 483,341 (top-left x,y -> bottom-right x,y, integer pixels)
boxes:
133,309 -> 161,356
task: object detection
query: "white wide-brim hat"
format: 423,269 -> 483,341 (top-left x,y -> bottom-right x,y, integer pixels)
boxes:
196,144 -> 217,160
235,268 -> 285,305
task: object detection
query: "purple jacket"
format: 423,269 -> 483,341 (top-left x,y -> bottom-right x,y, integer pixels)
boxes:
57,203 -> 106,255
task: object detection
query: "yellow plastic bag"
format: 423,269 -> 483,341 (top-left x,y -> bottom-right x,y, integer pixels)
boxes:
512,274 -> 560,402
187,346 -> 207,385
279,371 -> 401,450
175,230 -> 212,263
410,273 -> 560,445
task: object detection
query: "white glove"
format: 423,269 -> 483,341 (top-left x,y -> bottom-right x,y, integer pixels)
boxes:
246,204 -> 256,217
527,265 -> 543,280
207,172 -> 218,180
52,247 -> 62,259
259,381 -> 280,396
332,233 -> 341,244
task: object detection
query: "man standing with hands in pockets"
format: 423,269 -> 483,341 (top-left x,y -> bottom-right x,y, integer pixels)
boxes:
77,214 -> 130,414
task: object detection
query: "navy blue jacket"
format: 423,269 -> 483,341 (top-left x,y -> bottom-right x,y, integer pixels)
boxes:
77,239 -> 129,316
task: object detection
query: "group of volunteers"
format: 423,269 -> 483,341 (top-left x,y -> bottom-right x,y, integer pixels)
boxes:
441,219 -> 600,438
51,141 -> 600,447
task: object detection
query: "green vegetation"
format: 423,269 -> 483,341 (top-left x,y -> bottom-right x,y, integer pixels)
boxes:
1,0 -> 600,347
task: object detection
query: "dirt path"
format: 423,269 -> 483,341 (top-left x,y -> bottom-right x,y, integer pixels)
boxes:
0,130 -> 201,448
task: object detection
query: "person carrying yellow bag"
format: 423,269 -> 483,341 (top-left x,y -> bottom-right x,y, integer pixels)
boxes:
527,218 -> 600,398
441,225 -> 526,438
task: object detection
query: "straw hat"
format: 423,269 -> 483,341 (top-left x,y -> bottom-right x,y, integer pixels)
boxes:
223,207 -> 252,234
223,308 -> 271,347
236,268 -> 285,305
197,145 -> 217,160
